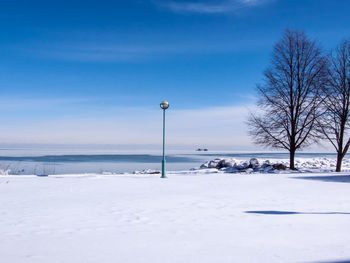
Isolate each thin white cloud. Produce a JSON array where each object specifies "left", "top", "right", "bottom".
[
  {"left": 0, "top": 97, "right": 94, "bottom": 111},
  {"left": 0, "top": 103, "right": 256, "bottom": 148},
  {"left": 31, "top": 44, "right": 174, "bottom": 62},
  {"left": 157, "top": 0, "right": 273, "bottom": 14},
  {"left": 14, "top": 35, "right": 273, "bottom": 62},
  {"left": 0, "top": 100, "right": 333, "bottom": 152}
]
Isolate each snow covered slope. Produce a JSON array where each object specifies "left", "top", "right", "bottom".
[{"left": 1, "top": 172, "right": 350, "bottom": 263}]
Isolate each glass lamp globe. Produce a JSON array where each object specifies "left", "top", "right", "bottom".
[{"left": 160, "top": 100, "right": 169, "bottom": 110}]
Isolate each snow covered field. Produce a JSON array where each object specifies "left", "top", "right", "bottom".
[{"left": 1, "top": 172, "right": 350, "bottom": 263}]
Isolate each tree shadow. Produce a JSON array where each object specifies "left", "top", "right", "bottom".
[
  {"left": 245, "top": 210, "right": 350, "bottom": 215},
  {"left": 292, "top": 175, "right": 350, "bottom": 183},
  {"left": 312, "top": 260, "right": 350, "bottom": 263}
]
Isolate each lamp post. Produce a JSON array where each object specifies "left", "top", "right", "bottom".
[{"left": 160, "top": 100, "right": 169, "bottom": 178}]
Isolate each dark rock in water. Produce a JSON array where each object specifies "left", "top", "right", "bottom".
[{"left": 272, "top": 163, "right": 287, "bottom": 170}]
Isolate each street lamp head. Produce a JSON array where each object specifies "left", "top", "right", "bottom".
[{"left": 160, "top": 100, "right": 169, "bottom": 110}]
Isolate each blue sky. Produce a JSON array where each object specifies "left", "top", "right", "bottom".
[{"left": 0, "top": 0, "right": 350, "bottom": 148}]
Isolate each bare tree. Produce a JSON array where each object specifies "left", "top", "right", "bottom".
[
  {"left": 248, "top": 30, "right": 328, "bottom": 170},
  {"left": 317, "top": 40, "right": 350, "bottom": 172}
]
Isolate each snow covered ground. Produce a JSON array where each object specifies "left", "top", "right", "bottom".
[{"left": 1, "top": 171, "right": 350, "bottom": 263}]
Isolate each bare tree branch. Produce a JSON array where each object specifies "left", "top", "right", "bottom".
[
  {"left": 248, "top": 30, "right": 327, "bottom": 169},
  {"left": 318, "top": 40, "right": 350, "bottom": 172}
]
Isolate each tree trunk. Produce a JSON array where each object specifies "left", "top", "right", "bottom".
[
  {"left": 336, "top": 152, "right": 343, "bottom": 172},
  {"left": 289, "top": 148, "right": 296, "bottom": 170}
]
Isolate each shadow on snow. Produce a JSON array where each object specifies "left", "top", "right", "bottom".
[
  {"left": 292, "top": 175, "right": 350, "bottom": 183},
  {"left": 245, "top": 211, "right": 350, "bottom": 215},
  {"left": 311, "top": 260, "right": 350, "bottom": 263}
]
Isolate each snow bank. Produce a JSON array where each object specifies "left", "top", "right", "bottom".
[{"left": 199, "top": 157, "right": 350, "bottom": 173}]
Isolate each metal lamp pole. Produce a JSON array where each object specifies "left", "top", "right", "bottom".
[{"left": 160, "top": 100, "right": 169, "bottom": 178}]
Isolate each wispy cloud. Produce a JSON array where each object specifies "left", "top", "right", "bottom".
[
  {"left": 13, "top": 42, "right": 197, "bottom": 62},
  {"left": 0, "top": 101, "right": 256, "bottom": 148},
  {"left": 0, "top": 97, "right": 94, "bottom": 111},
  {"left": 156, "top": 0, "right": 273, "bottom": 14},
  {"left": 28, "top": 44, "right": 177, "bottom": 62},
  {"left": 8, "top": 39, "right": 271, "bottom": 63},
  {"left": 13, "top": 36, "right": 272, "bottom": 63}
]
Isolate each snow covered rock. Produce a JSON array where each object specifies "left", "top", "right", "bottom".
[
  {"left": 199, "top": 157, "right": 288, "bottom": 173},
  {"left": 133, "top": 169, "right": 161, "bottom": 175},
  {"left": 219, "top": 159, "right": 237, "bottom": 168},
  {"left": 200, "top": 158, "right": 238, "bottom": 169},
  {"left": 0, "top": 169, "right": 10, "bottom": 175},
  {"left": 244, "top": 168, "right": 254, "bottom": 173},
  {"left": 208, "top": 158, "right": 222, "bottom": 168},
  {"left": 249, "top": 158, "right": 259, "bottom": 169},
  {"left": 198, "top": 157, "right": 350, "bottom": 174},
  {"left": 235, "top": 161, "right": 250, "bottom": 170},
  {"left": 261, "top": 160, "right": 271, "bottom": 168}
]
